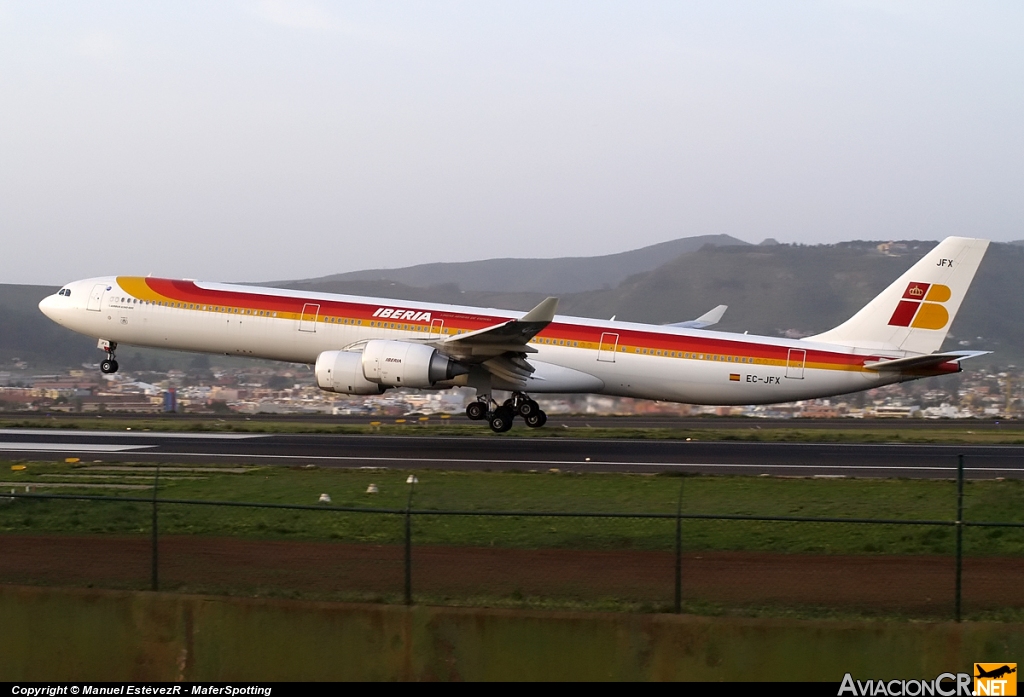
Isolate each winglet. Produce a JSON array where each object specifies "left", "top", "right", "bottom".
[
  {"left": 667, "top": 304, "right": 728, "bottom": 329},
  {"left": 521, "top": 297, "right": 559, "bottom": 323}
]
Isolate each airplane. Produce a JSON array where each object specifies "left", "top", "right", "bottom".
[
  {"left": 975, "top": 665, "right": 1016, "bottom": 680},
  {"left": 38, "top": 236, "right": 990, "bottom": 432}
]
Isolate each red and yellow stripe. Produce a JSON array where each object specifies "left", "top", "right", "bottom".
[{"left": 115, "top": 277, "right": 960, "bottom": 376}]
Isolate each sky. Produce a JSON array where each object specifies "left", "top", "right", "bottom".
[{"left": 1, "top": 1, "right": 1022, "bottom": 285}]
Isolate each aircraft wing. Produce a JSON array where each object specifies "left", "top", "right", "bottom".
[
  {"left": 432, "top": 297, "right": 559, "bottom": 387},
  {"left": 863, "top": 350, "right": 989, "bottom": 372},
  {"left": 436, "top": 297, "right": 558, "bottom": 360},
  {"left": 666, "top": 305, "right": 727, "bottom": 329}
]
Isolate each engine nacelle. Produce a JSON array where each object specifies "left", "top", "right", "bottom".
[
  {"left": 315, "top": 350, "right": 387, "bottom": 395},
  {"left": 361, "top": 340, "right": 467, "bottom": 387}
]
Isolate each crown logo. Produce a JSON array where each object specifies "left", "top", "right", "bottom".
[{"left": 908, "top": 286, "right": 925, "bottom": 297}]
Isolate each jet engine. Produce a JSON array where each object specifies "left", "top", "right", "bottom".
[
  {"left": 361, "top": 340, "right": 468, "bottom": 387},
  {"left": 315, "top": 350, "right": 387, "bottom": 395}
]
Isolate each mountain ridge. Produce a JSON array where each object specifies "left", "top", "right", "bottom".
[
  {"left": 269, "top": 233, "right": 749, "bottom": 294},
  {"left": 5, "top": 236, "right": 1020, "bottom": 370}
]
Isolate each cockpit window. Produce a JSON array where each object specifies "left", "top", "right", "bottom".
[{"left": 58, "top": 289, "right": 70, "bottom": 297}]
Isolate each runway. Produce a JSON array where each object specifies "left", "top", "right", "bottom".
[{"left": 1, "top": 428, "right": 1022, "bottom": 478}]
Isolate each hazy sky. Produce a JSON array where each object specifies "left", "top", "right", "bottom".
[{"left": 1, "top": 1, "right": 1022, "bottom": 285}]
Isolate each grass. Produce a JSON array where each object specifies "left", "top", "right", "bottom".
[
  {"left": 3, "top": 459, "right": 1023, "bottom": 621},
  {"left": 2, "top": 460, "right": 1023, "bottom": 555}
]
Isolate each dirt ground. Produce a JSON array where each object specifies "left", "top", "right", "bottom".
[{"left": 1, "top": 534, "right": 1020, "bottom": 616}]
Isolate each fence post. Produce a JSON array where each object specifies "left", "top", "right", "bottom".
[
  {"left": 151, "top": 463, "right": 160, "bottom": 592},
  {"left": 674, "top": 477, "right": 683, "bottom": 614},
  {"left": 404, "top": 477, "right": 415, "bottom": 606},
  {"left": 955, "top": 454, "right": 964, "bottom": 622}
]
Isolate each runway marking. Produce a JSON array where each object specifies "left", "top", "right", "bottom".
[
  {"left": 136, "top": 451, "right": 1024, "bottom": 473},
  {"left": 5, "top": 430, "right": 1024, "bottom": 451},
  {"left": 0, "top": 429, "right": 267, "bottom": 440},
  {"left": 283, "top": 434, "right": 1024, "bottom": 450},
  {"left": 0, "top": 443, "right": 154, "bottom": 453},
  {"left": 0, "top": 481, "right": 152, "bottom": 490}
]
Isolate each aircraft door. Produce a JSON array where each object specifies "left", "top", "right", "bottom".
[
  {"left": 87, "top": 284, "right": 107, "bottom": 312},
  {"left": 785, "top": 348, "right": 806, "bottom": 379},
  {"left": 597, "top": 332, "right": 619, "bottom": 363},
  {"left": 429, "top": 318, "right": 444, "bottom": 339},
  {"left": 299, "top": 303, "right": 320, "bottom": 332}
]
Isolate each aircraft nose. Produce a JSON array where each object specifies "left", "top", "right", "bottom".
[{"left": 38, "top": 294, "right": 62, "bottom": 322}]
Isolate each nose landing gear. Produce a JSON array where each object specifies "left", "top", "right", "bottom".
[{"left": 98, "top": 340, "right": 119, "bottom": 374}]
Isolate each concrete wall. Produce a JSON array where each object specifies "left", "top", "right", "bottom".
[{"left": 0, "top": 585, "right": 1021, "bottom": 681}]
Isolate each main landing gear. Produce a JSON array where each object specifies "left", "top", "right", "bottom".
[
  {"left": 465, "top": 391, "right": 547, "bottom": 433},
  {"left": 98, "top": 340, "right": 119, "bottom": 374}
]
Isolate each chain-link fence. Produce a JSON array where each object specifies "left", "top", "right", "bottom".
[{"left": 0, "top": 459, "right": 1021, "bottom": 620}]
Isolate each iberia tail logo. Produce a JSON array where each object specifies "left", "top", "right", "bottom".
[{"left": 888, "top": 282, "right": 952, "bottom": 330}]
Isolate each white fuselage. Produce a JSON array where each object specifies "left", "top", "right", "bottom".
[{"left": 39, "top": 275, "right": 937, "bottom": 405}]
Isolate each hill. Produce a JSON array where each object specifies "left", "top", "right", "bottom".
[
  {"left": 274, "top": 234, "right": 749, "bottom": 294},
  {"left": 282, "top": 240, "right": 1024, "bottom": 364},
  {"left": 4, "top": 237, "right": 1022, "bottom": 371},
  {"left": 557, "top": 241, "right": 1023, "bottom": 362},
  {"left": 0, "top": 284, "right": 97, "bottom": 369}
]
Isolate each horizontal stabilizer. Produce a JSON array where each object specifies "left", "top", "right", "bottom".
[
  {"left": 863, "top": 351, "right": 989, "bottom": 372},
  {"left": 667, "top": 304, "right": 728, "bottom": 329}
]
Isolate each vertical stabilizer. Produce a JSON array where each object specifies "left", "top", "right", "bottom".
[{"left": 807, "top": 237, "right": 989, "bottom": 354}]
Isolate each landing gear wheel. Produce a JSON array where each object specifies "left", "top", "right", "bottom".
[
  {"left": 517, "top": 399, "right": 540, "bottom": 418},
  {"left": 100, "top": 359, "right": 119, "bottom": 374},
  {"left": 524, "top": 410, "right": 547, "bottom": 428},
  {"left": 466, "top": 401, "right": 488, "bottom": 421},
  {"left": 488, "top": 406, "right": 515, "bottom": 433}
]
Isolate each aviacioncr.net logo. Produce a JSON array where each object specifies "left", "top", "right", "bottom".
[
  {"left": 839, "top": 672, "right": 973, "bottom": 696},
  {"left": 975, "top": 664, "right": 1017, "bottom": 696}
]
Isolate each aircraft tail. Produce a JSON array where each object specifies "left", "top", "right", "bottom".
[{"left": 807, "top": 237, "right": 990, "bottom": 354}]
